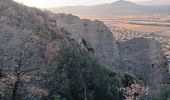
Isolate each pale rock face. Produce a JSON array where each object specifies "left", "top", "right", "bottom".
[
  {"left": 119, "top": 38, "right": 169, "bottom": 94},
  {"left": 54, "top": 13, "right": 121, "bottom": 69}
]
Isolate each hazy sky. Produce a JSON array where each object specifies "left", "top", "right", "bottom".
[{"left": 14, "top": 0, "right": 150, "bottom": 8}]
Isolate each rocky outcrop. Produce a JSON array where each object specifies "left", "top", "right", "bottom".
[
  {"left": 119, "top": 38, "right": 169, "bottom": 94},
  {"left": 51, "top": 13, "right": 169, "bottom": 95},
  {"left": 53, "top": 13, "right": 121, "bottom": 69}
]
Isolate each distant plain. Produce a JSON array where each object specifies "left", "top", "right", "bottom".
[{"left": 81, "top": 15, "right": 170, "bottom": 37}]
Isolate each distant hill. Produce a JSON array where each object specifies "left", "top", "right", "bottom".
[
  {"left": 139, "top": 0, "right": 170, "bottom": 6},
  {"left": 47, "top": 0, "right": 170, "bottom": 16}
]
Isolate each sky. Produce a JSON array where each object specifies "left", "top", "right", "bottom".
[{"left": 14, "top": 0, "right": 151, "bottom": 8}]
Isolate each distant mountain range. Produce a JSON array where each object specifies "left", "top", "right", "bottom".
[
  {"left": 139, "top": 0, "right": 170, "bottom": 6},
  {"left": 47, "top": 0, "right": 170, "bottom": 16}
]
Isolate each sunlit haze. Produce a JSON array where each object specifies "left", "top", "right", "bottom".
[{"left": 13, "top": 0, "right": 150, "bottom": 8}]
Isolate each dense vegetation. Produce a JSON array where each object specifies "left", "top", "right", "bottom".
[
  {"left": 42, "top": 41, "right": 141, "bottom": 100},
  {"left": 154, "top": 85, "right": 170, "bottom": 100},
  {"left": 1, "top": 39, "right": 169, "bottom": 100}
]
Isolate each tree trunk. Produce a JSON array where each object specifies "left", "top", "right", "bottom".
[
  {"left": 83, "top": 81, "right": 87, "bottom": 100},
  {"left": 12, "top": 52, "right": 22, "bottom": 100},
  {"left": 12, "top": 79, "right": 20, "bottom": 100}
]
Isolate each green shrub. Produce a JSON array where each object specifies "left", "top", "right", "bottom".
[
  {"left": 52, "top": 95, "right": 67, "bottom": 100},
  {"left": 43, "top": 41, "right": 139, "bottom": 100},
  {"left": 154, "top": 85, "right": 170, "bottom": 100},
  {"left": 37, "top": 32, "right": 53, "bottom": 40}
]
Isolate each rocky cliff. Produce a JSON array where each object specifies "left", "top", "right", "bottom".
[
  {"left": 53, "top": 13, "right": 121, "bottom": 69},
  {"left": 119, "top": 38, "right": 169, "bottom": 94},
  {"left": 46, "top": 13, "right": 169, "bottom": 94}
]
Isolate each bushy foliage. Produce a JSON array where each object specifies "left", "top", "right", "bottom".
[
  {"left": 43, "top": 41, "right": 139, "bottom": 100},
  {"left": 37, "top": 32, "right": 53, "bottom": 40},
  {"left": 154, "top": 85, "right": 170, "bottom": 100}
]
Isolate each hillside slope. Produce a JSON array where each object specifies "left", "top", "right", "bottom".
[
  {"left": 0, "top": 0, "right": 120, "bottom": 71},
  {"left": 0, "top": 0, "right": 169, "bottom": 98}
]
